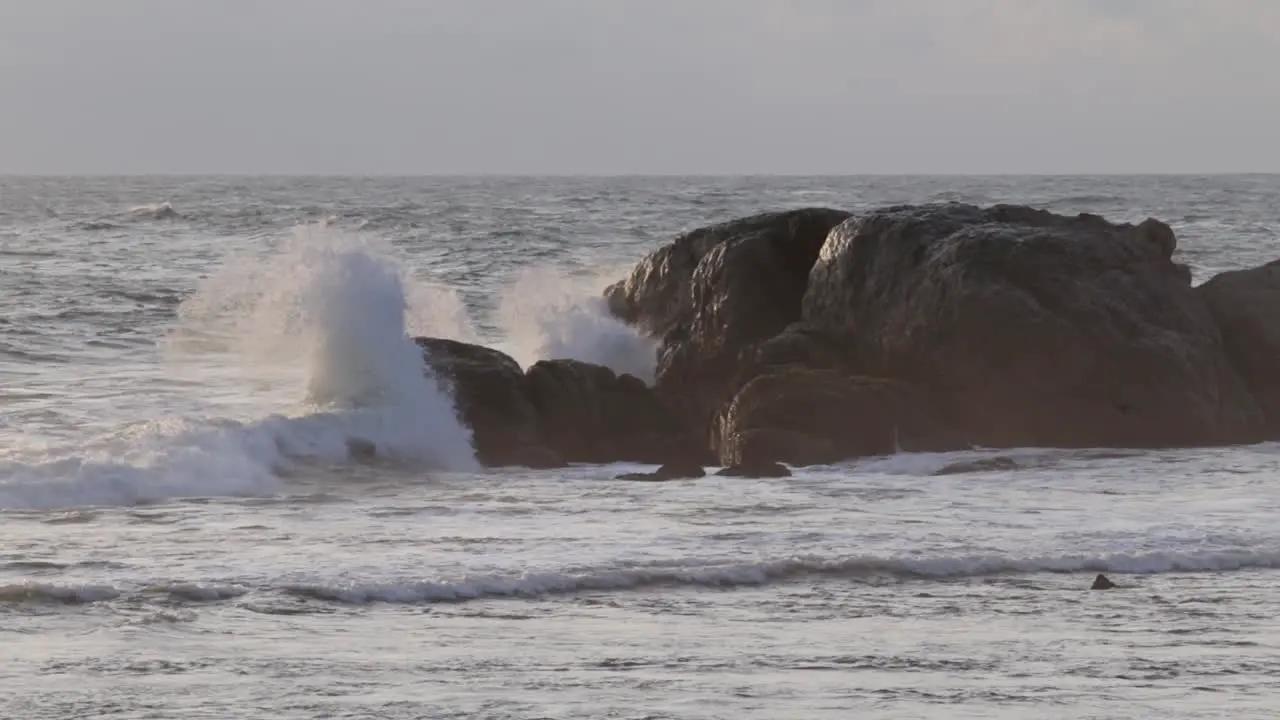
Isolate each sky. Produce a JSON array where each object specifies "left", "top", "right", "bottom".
[{"left": 0, "top": 0, "right": 1277, "bottom": 175}]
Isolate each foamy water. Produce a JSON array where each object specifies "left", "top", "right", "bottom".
[{"left": 3, "top": 175, "right": 1280, "bottom": 719}]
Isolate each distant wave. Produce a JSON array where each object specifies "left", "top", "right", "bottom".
[
  {"left": 128, "top": 201, "right": 181, "bottom": 220},
  {"left": 276, "top": 548, "right": 1280, "bottom": 604},
  {"left": 74, "top": 221, "right": 120, "bottom": 231},
  {"left": 6, "top": 546, "right": 1277, "bottom": 606},
  {"left": 0, "top": 581, "right": 247, "bottom": 604},
  {"left": 70, "top": 201, "right": 184, "bottom": 232}
]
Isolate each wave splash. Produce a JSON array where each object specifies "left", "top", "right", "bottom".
[
  {"left": 0, "top": 225, "right": 479, "bottom": 510},
  {"left": 498, "top": 266, "right": 657, "bottom": 383}
]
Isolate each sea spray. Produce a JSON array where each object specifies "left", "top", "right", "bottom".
[
  {"left": 498, "top": 266, "right": 657, "bottom": 382},
  {"left": 170, "top": 223, "right": 480, "bottom": 469},
  {"left": 0, "top": 225, "right": 482, "bottom": 510}
]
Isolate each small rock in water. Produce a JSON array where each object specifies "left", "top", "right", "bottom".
[
  {"left": 655, "top": 460, "right": 706, "bottom": 479},
  {"left": 503, "top": 445, "right": 566, "bottom": 470},
  {"left": 1091, "top": 573, "right": 1116, "bottom": 590},
  {"left": 717, "top": 461, "right": 792, "bottom": 478},
  {"left": 613, "top": 461, "right": 707, "bottom": 482},
  {"left": 613, "top": 472, "right": 670, "bottom": 482},
  {"left": 345, "top": 437, "right": 377, "bottom": 460},
  {"left": 933, "top": 456, "right": 1019, "bottom": 475}
]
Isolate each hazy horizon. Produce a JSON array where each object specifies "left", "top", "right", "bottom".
[
  {"left": 3, "top": 0, "right": 1278, "bottom": 175},
  {"left": 6, "top": 171, "right": 1280, "bottom": 179}
]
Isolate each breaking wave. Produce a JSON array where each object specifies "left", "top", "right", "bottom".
[
  {"left": 6, "top": 546, "right": 1277, "bottom": 605},
  {"left": 0, "top": 225, "right": 480, "bottom": 510}
]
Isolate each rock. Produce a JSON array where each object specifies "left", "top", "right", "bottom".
[
  {"left": 717, "top": 461, "right": 792, "bottom": 478},
  {"left": 932, "top": 456, "right": 1019, "bottom": 476},
  {"left": 737, "top": 322, "right": 856, "bottom": 376},
  {"left": 606, "top": 208, "right": 851, "bottom": 334},
  {"left": 802, "top": 203, "right": 1265, "bottom": 449},
  {"left": 613, "top": 461, "right": 706, "bottom": 482},
  {"left": 654, "top": 459, "right": 707, "bottom": 479},
  {"left": 418, "top": 337, "right": 701, "bottom": 468},
  {"left": 1197, "top": 260, "right": 1280, "bottom": 435},
  {"left": 498, "top": 444, "right": 566, "bottom": 470},
  {"left": 606, "top": 208, "right": 852, "bottom": 437},
  {"left": 719, "top": 427, "right": 840, "bottom": 468},
  {"left": 613, "top": 472, "right": 672, "bottom": 482},
  {"left": 416, "top": 337, "right": 547, "bottom": 467},
  {"left": 524, "top": 359, "right": 703, "bottom": 465},
  {"left": 714, "top": 368, "right": 951, "bottom": 467},
  {"left": 345, "top": 437, "right": 377, "bottom": 460},
  {"left": 1091, "top": 573, "right": 1116, "bottom": 590}
]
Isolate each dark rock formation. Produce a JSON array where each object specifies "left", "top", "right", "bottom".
[
  {"left": 418, "top": 338, "right": 702, "bottom": 469},
  {"left": 736, "top": 322, "right": 856, "bottom": 377},
  {"left": 801, "top": 203, "right": 1265, "bottom": 449},
  {"left": 714, "top": 368, "right": 950, "bottom": 467},
  {"left": 418, "top": 201, "right": 1280, "bottom": 473},
  {"left": 605, "top": 208, "right": 852, "bottom": 437},
  {"left": 417, "top": 337, "right": 551, "bottom": 467},
  {"left": 525, "top": 359, "right": 702, "bottom": 465},
  {"left": 1091, "top": 573, "right": 1116, "bottom": 590},
  {"left": 1197, "top": 260, "right": 1280, "bottom": 434},
  {"left": 718, "top": 427, "right": 838, "bottom": 469}
]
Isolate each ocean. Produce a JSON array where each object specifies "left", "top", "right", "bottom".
[{"left": 2, "top": 175, "right": 1279, "bottom": 719}]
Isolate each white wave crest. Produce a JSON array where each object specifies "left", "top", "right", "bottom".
[
  {"left": 169, "top": 224, "right": 479, "bottom": 470},
  {"left": 0, "top": 225, "right": 480, "bottom": 510}
]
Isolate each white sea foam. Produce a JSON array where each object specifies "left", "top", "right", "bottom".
[
  {"left": 498, "top": 266, "right": 656, "bottom": 382},
  {"left": 0, "top": 225, "right": 481, "bottom": 510}
]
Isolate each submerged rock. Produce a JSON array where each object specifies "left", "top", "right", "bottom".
[
  {"left": 614, "top": 460, "right": 707, "bottom": 482},
  {"left": 654, "top": 459, "right": 707, "bottom": 479},
  {"left": 932, "top": 456, "right": 1020, "bottom": 476},
  {"left": 345, "top": 437, "right": 378, "bottom": 460},
  {"left": 802, "top": 203, "right": 1264, "bottom": 449},
  {"left": 605, "top": 208, "right": 852, "bottom": 437},
  {"left": 717, "top": 461, "right": 792, "bottom": 478}
]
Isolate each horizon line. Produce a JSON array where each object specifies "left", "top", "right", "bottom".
[{"left": 3, "top": 171, "right": 1279, "bottom": 179}]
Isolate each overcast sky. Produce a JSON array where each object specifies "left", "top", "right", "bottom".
[{"left": 1, "top": 0, "right": 1277, "bottom": 174}]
